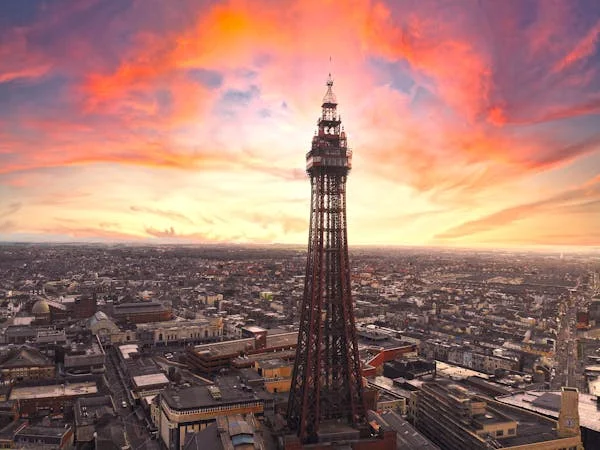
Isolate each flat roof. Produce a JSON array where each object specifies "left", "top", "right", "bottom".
[
  {"left": 496, "top": 390, "right": 600, "bottom": 433},
  {"left": 232, "top": 349, "right": 296, "bottom": 365},
  {"left": 162, "top": 376, "right": 261, "bottom": 410},
  {"left": 133, "top": 373, "right": 169, "bottom": 388},
  {"left": 137, "top": 319, "right": 210, "bottom": 330},
  {"left": 368, "top": 376, "right": 416, "bottom": 399},
  {"left": 266, "top": 332, "right": 297, "bottom": 348},
  {"left": 118, "top": 344, "right": 139, "bottom": 360},
  {"left": 10, "top": 382, "right": 97, "bottom": 400},
  {"left": 243, "top": 326, "right": 266, "bottom": 333},
  {"left": 257, "top": 358, "right": 289, "bottom": 370},
  {"left": 436, "top": 361, "right": 490, "bottom": 380},
  {"left": 17, "top": 425, "right": 69, "bottom": 438},
  {"left": 193, "top": 332, "right": 298, "bottom": 357},
  {"left": 115, "top": 301, "right": 165, "bottom": 310},
  {"left": 374, "top": 410, "right": 439, "bottom": 450}
]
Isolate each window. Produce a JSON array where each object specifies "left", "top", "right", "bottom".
[
  {"left": 496, "top": 430, "right": 503, "bottom": 437},
  {"left": 508, "top": 428, "right": 515, "bottom": 435}
]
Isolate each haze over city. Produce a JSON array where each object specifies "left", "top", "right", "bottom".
[{"left": 1, "top": 0, "right": 599, "bottom": 249}]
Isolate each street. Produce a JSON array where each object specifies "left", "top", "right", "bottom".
[
  {"left": 551, "top": 281, "right": 586, "bottom": 392},
  {"left": 104, "top": 347, "right": 161, "bottom": 449}
]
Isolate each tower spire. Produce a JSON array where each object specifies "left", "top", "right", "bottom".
[{"left": 322, "top": 73, "right": 337, "bottom": 105}]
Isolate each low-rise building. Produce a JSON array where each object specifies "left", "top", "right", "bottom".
[
  {"left": 153, "top": 379, "right": 265, "bottom": 450},
  {"left": 113, "top": 301, "right": 172, "bottom": 324},
  {"left": 15, "top": 424, "right": 74, "bottom": 450},
  {"left": 0, "top": 346, "right": 55, "bottom": 382},
  {"left": 117, "top": 343, "right": 169, "bottom": 400},
  {"left": 412, "top": 380, "right": 583, "bottom": 449},
  {"left": 74, "top": 395, "right": 119, "bottom": 444},
  {"left": 183, "top": 413, "right": 265, "bottom": 450},
  {"left": 186, "top": 330, "right": 297, "bottom": 374},
  {"left": 9, "top": 381, "right": 98, "bottom": 417},
  {"left": 136, "top": 317, "right": 223, "bottom": 347},
  {"left": 64, "top": 338, "right": 105, "bottom": 375}
]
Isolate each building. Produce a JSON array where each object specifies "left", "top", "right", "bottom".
[
  {"left": 112, "top": 301, "right": 173, "bottom": 324},
  {"left": 0, "top": 420, "right": 28, "bottom": 448},
  {"left": 183, "top": 413, "right": 266, "bottom": 450},
  {"left": 136, "top": 317, "right": 224, "bottom": 347},
  {"left": 153, "top": 379, "right": 265, "bottom": 450},
  {"left": 40, "top": 295, "right": 97, "bottom": 322},
  {"left": 9, "top": 381, "right": 98, "bottom": 416},
  {"left": 74, "top": 395, "right": 126, "bottom": 447},
  {"left": 63, "top": 338, "right": 105, "bottom": 375},
  {"left": 588, "top": 299, "right": 600, "bottom": 325},
  {"left": 383, "top": 358, "right": 435, "bottom": 380},
  {"left": 412, "top": 380, "right": 583, "bottom": 449},
  {"left": 31, "top": 299, "right": 51, "bottom": 324},
  {"left": 15, "top": 424, "right": 74, "bottom": 449},
  {"left": 186, "top": 330, "right": 297, "bottom": 375},
  {"left": 254, "top": 358, "right": 292, "bottom": 394},
  {"left": 0, "top": 345, "right": 55, "bottom": 382},
  {"left": 497, "top": 389, "right": 597, "bottom": 448},
  {"left": 116, "top": 343, "right": 169, "bottom": 400},
  {"left": 86, "top": 310, "right": 120, "bottom": 338},
  {"left": 368, "top": 410, "right": 439, "bottom": 450}
]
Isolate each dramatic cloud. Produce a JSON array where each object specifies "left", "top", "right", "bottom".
[{"left": 0, "top": 0, "right": 598, "bottom": 247}]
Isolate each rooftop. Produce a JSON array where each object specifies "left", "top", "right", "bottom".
[
  {"left": 75, "top": 395, "right": 114, "bottom": 425},
  {"left": 118, "top": 343, "right": 140, "bottom": 360},
  {"left": 0, "top": 345, "right": 53, "bottom": 369},
  {"left": 132, "top": 373, "right": 169, "bottom": 388},
  {"left": 496, "top": 390, "right": 600, "bottom": 433},
  {"left": 162, "top": 376, "right": 261, "bottom": 410},
  {"left": 137, "top": 318, "right": 210, "bottom": 330},
  {"left": 114, "top": 301, "right": 169, "bottom": 313},
  {"left": 422, "top": 380, "right": 566, "bottom": 447},
  {"left": 10, "top": 381, "right": 97, "bottom": 400},
  {"left": 16, "top": 425, "right": 70, "bottom": 439},
  {"left": 369, "top": 410, "right": 439, "bottom": 450},
  {"left": 193, "top": 332, "right": 297, "bottom": 357}
]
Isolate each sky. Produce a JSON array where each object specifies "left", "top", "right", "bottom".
[{"left": 0, "top": 0, "right": 599, "bottom": 249}]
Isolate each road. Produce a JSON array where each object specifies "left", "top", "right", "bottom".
[
  {"left": 551, "top": 282, "right": 586, "bottom": 392},
  {"left": 104, "top": 347, "right": 161, "bottom": 449}
]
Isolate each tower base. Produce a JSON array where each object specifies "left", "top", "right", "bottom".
[{"left": 281, "top": 427, "right": 396, "bottom": 450}]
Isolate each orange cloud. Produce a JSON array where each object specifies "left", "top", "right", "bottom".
[
  {"left": 553, "top": 19, "right": 600, "bottom": 73},
  {"left": 436, "top": 174, "right": 600, "bottom": 240},
  {"left": 130, "top": 206, "right": 194, "bottom": 225}
]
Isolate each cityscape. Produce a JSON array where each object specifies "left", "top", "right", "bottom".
[{"left": 1, "top": 1, "right": 600, "bottom": 450}]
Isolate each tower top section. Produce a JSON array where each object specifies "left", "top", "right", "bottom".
[
  {"left": 322, "top": 73, "right": 337, "bottom": 105},
  {"left": 306, "top": 74, "right": 351, "bottom": 174}
]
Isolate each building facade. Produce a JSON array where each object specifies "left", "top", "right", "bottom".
[
  {"left": 0, "top": 346, "right": 55, "bottom": 382},
  {"left": 136, "top": 318, "right": 223, "bottom": 347}
]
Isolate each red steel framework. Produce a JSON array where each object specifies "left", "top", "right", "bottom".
[{"left": 287, "top": 75, "right": 366, "bottom": 443}]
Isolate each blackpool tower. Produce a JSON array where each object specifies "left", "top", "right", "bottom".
[{"left": 287, "top": 75, "right": 366, "bottom": 444}]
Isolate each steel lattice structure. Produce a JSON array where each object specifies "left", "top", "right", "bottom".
[{"left": 287, "top": 75, "right": 366, "bottom": 443}]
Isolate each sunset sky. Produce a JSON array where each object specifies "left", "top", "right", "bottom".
[{"left": 1, "top": 0, "right": 599, "bottom": 248}]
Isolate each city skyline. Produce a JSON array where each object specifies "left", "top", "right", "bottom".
[{"left": 1, "top": 0, "right": 599, "bottom": 248}]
